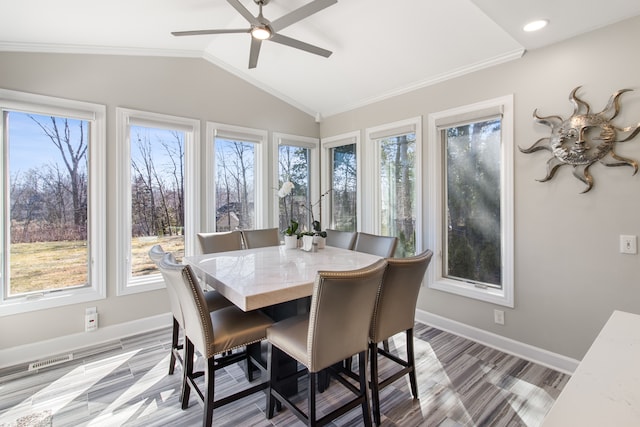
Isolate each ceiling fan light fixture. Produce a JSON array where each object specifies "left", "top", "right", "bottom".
[{"left": 251, "top": 25, "right": 271, "bottom": 40}]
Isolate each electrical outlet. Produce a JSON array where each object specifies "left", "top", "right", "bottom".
[
  {"left": 620, "top": 235, "right": 637, "bottom": 254},
  {"left": 494, "top": 309, "right": 505, "bottom": 325},
  {"left": 85, "top": 307, "right": 98, "bottom": 332}
]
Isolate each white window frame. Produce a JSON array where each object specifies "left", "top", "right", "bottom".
[
  {"left": 321, "top": 131, "right": 361, "bottom": 230},
  {"left": 115, "top": 108, "right": 200, "bottom": 296},
  {"left": 364, "top": 117, "right": 423, "bottom": 252},
  {"left": 205, "top": 122, "right": 268, "bottom": 231},
  {"left": 428, "top": 95, "right": 514, "bottom": 307},
  {"left": 273, "top": 132, "right": 320, "bottom": 230},
  {"left": 0, "top": 89, "right": 106, "bottom": 316}
]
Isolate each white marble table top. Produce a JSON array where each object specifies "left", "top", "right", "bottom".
[
  {"left": 183, "top": 245, "right": 382, "bottom": 311},
  {"left": 541, "top": 310, "right": 640, "bottom": 426}
]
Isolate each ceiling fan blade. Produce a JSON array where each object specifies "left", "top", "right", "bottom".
[
  {"left": 270, "top": 0, "right": 337, "bottom": 32},
  {"left": 171, "top": 28, "right": 250, "bottom": 36},
  {"left": 270, "top": 33, "right": 332, "bottom": 58},
  {"left": 227, "top": 0, "right": 260, "bottom": 26},
  {"left": 248, "top": 37, "right": 263, "bottom": 69}
]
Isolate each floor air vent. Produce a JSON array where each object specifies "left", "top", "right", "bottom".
[{"left": 28, "top": 353, "right": 73, "bottom": 371}]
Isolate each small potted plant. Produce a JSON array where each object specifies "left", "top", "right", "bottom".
[
  {"left": 278, "top": 181, "right": 299, "bottom": 249},
  {"left": 283, "top": 219, "right": 299, "bottom": 249},
  {"left": 311, "top": 220, "right": 326, "bottom": 248},
  {"left": 301, "top": 189, "right": 332, "bottom": 249}
]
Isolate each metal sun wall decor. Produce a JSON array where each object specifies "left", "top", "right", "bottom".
[{"left": 520, "top": 86, "right": 640, "bottom": 193}]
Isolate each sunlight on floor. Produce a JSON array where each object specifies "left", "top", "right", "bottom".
[
  {"left": 87, "top": 353, "right": 171, "bottom": 425},
  {"left": 0, "top": 350, "right": 140, "bottom": 425}
]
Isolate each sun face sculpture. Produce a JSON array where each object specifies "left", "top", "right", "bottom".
[{"left": 520, "top": 86, "right": 640, "bottom": 193}]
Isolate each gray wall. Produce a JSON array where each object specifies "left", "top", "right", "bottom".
[
  {"left": 320, "top": 16, "right": 640, "bottom": 360},
  {"left": 0, "top": 52, "right": 318, "bottom": 349}
]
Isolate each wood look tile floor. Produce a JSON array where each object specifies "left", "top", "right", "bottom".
[{"left": 0, "top": 323, "right": 569, "bottom": 426}]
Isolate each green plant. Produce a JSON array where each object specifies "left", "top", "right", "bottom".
[
  {"left": 312, "top": 220, "right": 326, "bottom": 238},
  {"left": 284, "top": 219, "right": 299, "bottom": 237}
]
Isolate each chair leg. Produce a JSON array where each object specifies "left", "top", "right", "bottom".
[
  {"left": 181, "top": 339, "right": 194, "bottom": 409},
  {"left": 359, "top": 351, "right": 373, "bottom": 427},
  {"left": 308, "top": 372, "right": 317, "bottom": 427},
  {"left": 382, "top": 339, "right": 390, "bottom": 352},
  {"left": 246, "top": 344, "right": 255, "bottom": 382},
  {"left": 266, "top": 343, "right": 278, "bottom": 419},
  {"left": 169, "top": 317, "right": 180, "bottom": 375},
  {"left": 203, "top": 356, "right": 215, "bottom": 427},
  {"left": 406, "top": 328, "right": 418, "bottom": 398},
  {"left": 369, "top": 342, "right": 381, "bottom": 426}
]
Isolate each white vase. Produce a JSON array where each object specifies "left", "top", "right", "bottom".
[
  {"left": 284, "top": 234, "right": 298, "bottom": 249},
  {"left": 301, "top": 235, "right": 314, "bottom": 251},
  {"left": 314, "top": 235, "right": 326, "bottom": 249}
]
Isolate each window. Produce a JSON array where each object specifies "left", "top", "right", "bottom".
[
  {"left": 428, "top": 95, "right": 514, "bottom": 307},
  {"left": 116, "top": 108, "right": 199, "bottom": 295},
  {"left": 321, "top": 131, "right": 360, "bottom": 231},
  {"left": 0, "top": 89, "right": 106, "bottom": 315},
  {"left": 366, "top": 118, "right": 422, "bottom": 257},
  {"left": 206, "top": 123, "right": 268, "bottom": 232},
  {"left": 274, "top": 133, "right": 319, "bottom": 232}
]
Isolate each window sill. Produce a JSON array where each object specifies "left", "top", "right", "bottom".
[
  {"left": 0, "top": 287, "right": 106, "bottom": 317},
  {"left": 429, "top": 277, "right": 514, "bottom": 308}
]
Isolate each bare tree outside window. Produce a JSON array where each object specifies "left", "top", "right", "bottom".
[
  {"left": 130, "top": 126, "right": 185, "bottom": 278},
  {"left": 378, "top": 134, "right": 416, "bottom": 257},
  {"left": 330, "top": 144, "right": 357, "bottom": 231},
  {"left": 7, "top": 112, "right": 89, "bottom": 295},
  {"left": 445, "top": 119, "right": 502, "bottom": 287},
  {"left": 278, "top": 145, "right": 311, "bottom": 231},
  {"left": 215, "top": 139, "right": 255, "bottom": 231}
]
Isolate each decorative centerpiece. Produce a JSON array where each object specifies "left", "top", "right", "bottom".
[{"left": 300, "top": 189, "right": 332, "bottom": 250}]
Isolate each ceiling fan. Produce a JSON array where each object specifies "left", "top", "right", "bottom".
[{"left": 172, "top": 0, "right": 337, "bottom": 69}]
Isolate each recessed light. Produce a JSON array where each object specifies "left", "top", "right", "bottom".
[{"left": 523, "top": 19, "right": 548, "bottom": 32}]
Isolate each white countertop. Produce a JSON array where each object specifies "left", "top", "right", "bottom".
[
  {"left": 183, "top": 245, "right": 382, "bottom": 311},
  {"left": 541, "top": 310, "right": 640, "bottom": 426}
]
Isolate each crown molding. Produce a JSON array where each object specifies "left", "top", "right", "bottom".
[
  {"left": 0, "top": 41, "right": 201, "bottom": 58},
  {"left": 322, "top": 48, "right": 525, "bottom": 118}
]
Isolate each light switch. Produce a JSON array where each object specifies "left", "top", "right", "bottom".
[{"left": 620, "top": 235, "right": 637, "bottom": 254}]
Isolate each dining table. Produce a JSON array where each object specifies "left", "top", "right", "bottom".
[
  {"left": 183, "top": 244, "right": 383, "bottom": 312},
  {"left": 183, "top": 244, "right": 384, "bottom": 395}
]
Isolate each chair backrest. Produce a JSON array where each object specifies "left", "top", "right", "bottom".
[
  {"left": 242, "top": 228, "right": 280, "bottom": 249},
  {"left": 370, "top": 250, "right": 433, "bottom": 343},
  {"left": 325, "top": 229, "right": 357, "bottom": 250},
  {"left": 157, "top": 252, "right": 215, "bottom": 358},
  {"left": 353, "top": 232, "right": 398, "bottom": 258},
  {"left": 306, "top": 259, "right": 388, "bottom": 372},
  {"left": 148, "top": 244, "right": 166, "bottom": 265},
  {"left": 149, "top": 245, "right": 184, "bottom": 328},
  {"left": 197, "top": 230, "right": 243, "bottom": 254}
]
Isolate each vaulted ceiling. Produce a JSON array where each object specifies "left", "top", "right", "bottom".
[{"left": 2, "top": 0, "right": 639, "bottom": 118}]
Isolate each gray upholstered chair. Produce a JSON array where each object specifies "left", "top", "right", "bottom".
[
  {"left": 353, "top": 232, "right": 398, "bottom": 258},
  {"left": 368, "top": 250, "right": 433, "bottom": 425},
  {"left": 156, "top": 252, "right": 273, "bottom": 427},
  {"left": 148, "top": 245, "right": 232, "bottom": 376},
  {"left": 351, "top": 232, "right": 399, "bottom": 354},
  {"left": 325, "top": 228, "right": 357, "bottom": 250},
  {"left": 197, "top": 230, "right": 243, "bottom": 254},
  {"left": 241, "top": 228, "right": 280, "bottom": 249},
  {"left": 266, "top": 259, "right": 388, "bottom": 427}
]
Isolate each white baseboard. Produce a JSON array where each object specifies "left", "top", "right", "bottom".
[
  {"left": 1, "top": 310, "right": 579, "bottom": 375},
  {"left": 415, "top": 309, "right": 579, "bottom": 375},
  {"left": 0, "top": 312, "right": 172, "bottom": 369}
]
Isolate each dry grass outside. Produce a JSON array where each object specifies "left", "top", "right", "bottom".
[{"left": 9, "top": 235, "right": 184, "bottom": 295}]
